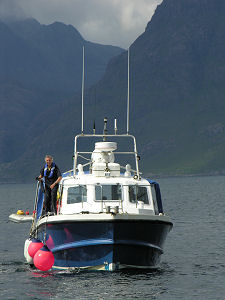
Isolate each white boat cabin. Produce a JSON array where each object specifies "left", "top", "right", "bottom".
[
  {"left": 57, "top": 138, "right": 162, "bottom": 216},
  {"left": 59, "top": 176, "right": 157, "bottom": 215}
]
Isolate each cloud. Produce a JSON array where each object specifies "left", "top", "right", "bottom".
[
  {"left": 0, "top": 0, "right": 27, "bottom": 20},
  {"left": 5, "top": 0, "right": 162, "bottom": 48}
]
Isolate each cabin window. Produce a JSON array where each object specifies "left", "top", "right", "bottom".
[
  {"left": 67, "top": 185, "right": 87, "bottom": 204},
  {"left": 95, "top": 184, "right": 122, "bottom": 201},
  {"left": 150, "top": 183, "right": 163, "bottom": 214},
  {"left": 129, "top": 186, "right": 149, "bottom": 204},
  {"left": 151, "top": 185, "right": 158, "bottom": 214}
]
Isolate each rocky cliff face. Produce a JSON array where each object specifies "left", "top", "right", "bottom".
[
  {"left": 0, "top": 18, "right": 124, "bottom": 92},
  {"left": 86, "top": 0, "right": 225, "bottom": 175}
]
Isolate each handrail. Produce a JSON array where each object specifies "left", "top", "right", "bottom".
[{"left": 73, "top": 134, "right": 140, "bottom": 180}]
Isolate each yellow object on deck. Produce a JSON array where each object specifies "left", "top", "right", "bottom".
[{"left": 17, "top": 210, "right": 25, "bottom": 215}]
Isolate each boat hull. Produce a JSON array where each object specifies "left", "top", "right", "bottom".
[{"left": 36, "top": 215, "right": 172, "bottom": 271}]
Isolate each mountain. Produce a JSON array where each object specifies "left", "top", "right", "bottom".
[
  {"left": 89, "top": 0, "right": 225, "bottom": 175},
  {"left": 1, "top": 18, "right": 124, "bottom": 92},
  {"left": 0, "top": 0, "right": 225, "bottom": 181},
  {"left": 0, "top": 18, "right": 124, "bottom": 181}
]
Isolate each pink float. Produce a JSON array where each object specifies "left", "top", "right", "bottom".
[
  {"left": 33, "top": 245, "right": 54, "bottom": 271},
  {"left": 28, "top": 238, "right": 44, "bottom": 258}
]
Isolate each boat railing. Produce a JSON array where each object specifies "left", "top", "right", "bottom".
[
  {"left": 73, "top": 134, "right": 140, "bottom": 179},
  {"left": 34, "top": 181, "right": 40, "bottom": 214}
]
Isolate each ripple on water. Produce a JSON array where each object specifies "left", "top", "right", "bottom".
[{"left": 1, "top": 178, "right": 225, "bottom": 299}]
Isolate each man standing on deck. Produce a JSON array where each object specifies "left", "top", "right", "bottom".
[{"left": 38, "top": 155, "right": 62, "bottom": 214}]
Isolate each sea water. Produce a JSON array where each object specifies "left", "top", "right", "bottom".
[{"left": 0, "top": 176, "right": 224, "bottom": 300}]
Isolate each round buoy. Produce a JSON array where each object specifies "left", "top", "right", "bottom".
[
  {"left": 33, "top": 245, "right": 54, "bottom": 271},
  {"left": 17, "top": 210, "right": 25, "bottom": 215},
  {"left": 25, "top": 211, "right": 29, "bottom": 215},
  {"left": 28, "top": 238, "right": 44, "bottom": 258}
]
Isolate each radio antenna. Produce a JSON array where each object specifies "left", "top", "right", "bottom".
[
  {"left": 81, "top": 45, "right": 85, "bottom": 134},
  {"left": 126, "top": 47, "right": 130, "bottom": 134}
]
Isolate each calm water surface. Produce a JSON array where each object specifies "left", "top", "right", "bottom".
[{"left": 0, "top": 176, "right": 224, "bottom": 299}]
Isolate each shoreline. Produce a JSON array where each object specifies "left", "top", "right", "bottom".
[{"left": 1, "top": 172, "right": 225, "bottom": 184}]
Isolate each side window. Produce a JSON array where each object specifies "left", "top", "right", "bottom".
[
  {"left": 129, "top": 186, "right": 149, "bottom": 204},
  {"left": 150, "top": 183, "right": 163, "bottom": 214},
  {"left": 151, "top": 185, "right": 158, "bottom": 214},
  {"left": 67, "top": 185, "right": 87, "bottom": 204},
  {"left": 95, "top": 185, "right": 102, "bottom": 201},
  {"left": 95, "top": 185, "right": 122, "bottom": 201}
]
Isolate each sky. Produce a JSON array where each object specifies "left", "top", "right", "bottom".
[{"left": 0, "top": 0, "right": 162, "bottom": 48}]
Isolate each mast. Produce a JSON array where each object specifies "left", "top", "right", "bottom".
[
  {"left": 81, "top": 45, "right": 85, "bottom": 134},
  {"left": 126, "top": 47, "right": 130, "bottom": 134}
]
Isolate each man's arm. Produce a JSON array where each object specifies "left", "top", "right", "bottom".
[
  {"left": 38, "top": 168, "right": 44, "bottom": 180},
  {"left": 50, "top": 176, "right": 62, "bottom": 190}
]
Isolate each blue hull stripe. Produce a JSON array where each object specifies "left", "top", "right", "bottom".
[
  {"left": 51, "top": 238, "right": 163, "bottom": 253},
  {"left": 53, "top": 252, "right": 113, "bottom": 268}
]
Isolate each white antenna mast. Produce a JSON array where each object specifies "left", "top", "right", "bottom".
[
  {"left": 126, "top": 47, "right": 130, "bottom": 134},
  {"left": 81, "top": 45, "right": 85, "bottom": 134}
]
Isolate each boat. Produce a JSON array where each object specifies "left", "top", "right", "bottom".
[
  {"left": 22, "top": 47, "right": 173, "bottom": 271},
  {"left": 23, "top": 117, "right": 172, "bottom": 271},
  {"left": 9, "top": 213, "right": 33, "bottom": 223}
]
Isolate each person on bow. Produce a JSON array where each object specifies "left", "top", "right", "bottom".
[{"left": 38, "top": 155, "right": 62, "bottom": 214}]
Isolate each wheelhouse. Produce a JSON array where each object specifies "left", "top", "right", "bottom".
[{"left": 58, "top": 178, "right": 163, "bottom": 216}]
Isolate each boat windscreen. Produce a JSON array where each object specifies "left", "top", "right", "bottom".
[
  {"left": 95, "top": 184, "right": 122, "bottom": 201},
  {"left": 67, "top": 185, "right": 87, "bottom": 204},
  {"left": 128, "top": 186, "right": 149, "bottom": 204}
]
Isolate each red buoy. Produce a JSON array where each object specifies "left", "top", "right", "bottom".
[
  {"left": 28, "top": 238, "right": 44, "bottom": 258},
  {"left": 33, "top": 245, "right": 54, "bottom": 271}
]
